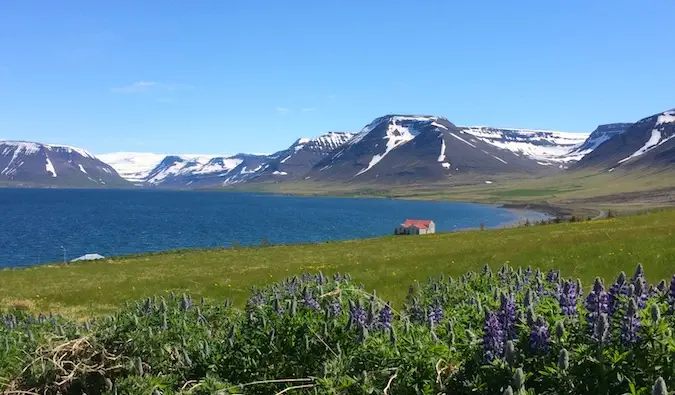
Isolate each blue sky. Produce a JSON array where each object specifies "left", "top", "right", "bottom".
[{"left": 1, "top": 1, "right": 674, "bottom": 155}]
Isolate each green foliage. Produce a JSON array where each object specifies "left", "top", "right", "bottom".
[{"left": 2, "top": 264, "right": 675, "bottom": 394}]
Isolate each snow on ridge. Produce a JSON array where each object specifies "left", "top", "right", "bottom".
[
  {"left": 77, "top": 164, "right": 88, "bottom": 174},
  {"left": 1, "top": 141, "right": 43, "bottom": 176},
  {"left": 450, "top": 133, "right": 476, "bottom": 148},
  {"left": 656, "top": 110, "right": 675, "bottom": 126},
  {"left": 46, "top": 144, "right": 95, "bottom": 159}
]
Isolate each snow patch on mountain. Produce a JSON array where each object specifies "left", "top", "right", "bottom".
[
  {"left": 438, "top": 138, "right": 446, "bottom": 162},
  {"left": 98, "top": 152, "right": 169, "bottom": 183},
  {"left": 656, "top": 110, "right": 675, "bottom": 126},
  {"left": 355, "top": 118, "right": 418, "bottom": 176},
  {"left": 45, "top": 157, "right": 56, "bottom": 177}
]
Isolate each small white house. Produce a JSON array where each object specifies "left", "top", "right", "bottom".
[{"left": 394, "top": 219, "right": 436, "bottom": 235}]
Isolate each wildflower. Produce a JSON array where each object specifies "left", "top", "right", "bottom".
[
  {"left": 302, "top": 287, "right": 320, "bottom": 310},
  {"left": 327, "top": 299, "right": 341, "bottom": 317},
  {"left": 483, "top": 311, "right": 505, "bottom": 362},
  {"left": 559, "top": 280, "right": 579, "bottom": 316},
  {"left": 585, "top": 278, "right": 609, "bottom": 332},
  {"left": 505, "top": 340, "right": 516, "bottom": 366},
  {"left": 408, "top": 298, "right": 425, "bottom": 323},
  {"left": 555, "top": 320, "right": 565, "bottom": 340},
  {"left": 558, "top": 348, "right": 570, "bottom": 371},
  {"left": 247, "top": 292, "right": 266, "bottom": 308},
  {"left": 651, "top": 304, "right": 661, "bottom": 323},
  {"left": 608, "top": 272, "right": 628, "bottom": 315},
  {"left": 546, "top": 269, "right": 558, "bottom": 283},
  {"left": 348, "top": 301, "right": 367, "bottom": 328},
  {"left": 620, "top": 299, "right": 641, "bottom": 346},
  {"left": 428, "top": 300, "right": 444, "bottom": 326},
  {"left": 503, "top": 386, "right": 514, "bottom": 395},
  {"left": 529, "top": 316, "right": 550, "bottom": 353},
  {"left": 499, "top": 292, "right": 517, "bottom": 340},
  {"left": 512, "top": 368, "right": 525, "bottom": 392},
  {"left": 656, "top": 279, "right": 667, "bottom": 294},
  {"left": 594, "top": 313, "right": 610, "bottom": 343},
  {"left": 652, "top": 377, "right": 668, "bottom": 395},
  {"left": 378, "top": 302, "right": 394, "bottom": 329},
  {"left": 272, "top": 298, "right": 285, "bottom": 315}
]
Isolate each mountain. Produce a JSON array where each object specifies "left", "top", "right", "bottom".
[
  {"left": 248, "top": 132, "right": 356, "bottom": 181},
  {"left": 574, "top": 109, "right": 675, "bottom": 171},
  {"left": 460, "top": 127, "right": 589, "bottom": 167},
  {"left": 308, "top": 115, "right": 556, "bottom": 183},
  {"left": 565, "top": 123, "right": 632, "bottom": 161},
  {"left": 0, "top": 141, "right": 129, "bottom": 187},
  {"left": 97, "top": 152, "right": 168, "bottom": 184}
]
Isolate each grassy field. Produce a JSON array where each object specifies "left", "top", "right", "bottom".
[{"left": 1, "top": 209, "right": 675, "bottom": 318}]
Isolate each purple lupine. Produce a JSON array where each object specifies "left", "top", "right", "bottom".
[
  {"left": 327, "top": 299, "right": 342, "bottom": 317},
  {"left": 620, "top": 299, "right": 641, "bottom": 346},
  {"left": 559, "top": 280, "right": 579, "bottom": 316},
  {"left": 608, "top": 272, "right": 628, "bottom": 315},
  {"left": 631, "top": 263, "right": 645, "bottom": 285},
  {"left": 272, "top": 298, "right": 285, "bottom": 315},
  {"left": 348, "top": 301, "right": 367, "bottom": 328},
  {"left": 529, "top": 316, "right": 550, "bottom": 353},
  {"left": 524, "top": 266, "right": 533, "bottom": 282},
  {"left": 499, "top": 292, "right": 517, "bottom": 340},
  {"left": 634, "top": 276, "right": 649, "bottom": 309},
  {"left": 483, "top": 311, "right": 505, "bottom": 362},
  {"left": 585, "top": 278, "right": 609, "bottom": 331},
  {"left": 248, "top": 292, "right": 266, "bottom": 308},
  {"left": 333, "top": 272, "right": 343, "bottom": 282},
  {"left": 669, "top": 275, "right": 675, "bottom": 313},
  {"left": 378, "top": 302, "right": 394, "bottom": 329},
  {"left": 301, "top": 273, "right": 313, "bottom": 283},
  {"left": 408, "top": 298, "right": 425, "bottom": 323},
  {"left": 546, "top": 269, "right": 558, "bottom": 283},
  {"left": 302, "top": 288, "right": 320, "bottom": 310},
  {"left": 428, "top": 300, "right": 444, "bottom": 325}
]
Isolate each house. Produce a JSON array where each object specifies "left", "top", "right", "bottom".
[{"left": 394, "top": 219, "right": 436, "bottom": 235}]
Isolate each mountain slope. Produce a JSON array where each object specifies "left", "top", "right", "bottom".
[
  {"left": 0, "top": 141, "right": 129, "bottom": 187},
  {"left": 249, "top": 132, "right": 355, "bottom": 181},
  {"left": 97, "top": 152, "right": 168, "bottom": 184},
  {"left": 461, "top": 127, "right": 588, "bottom": 166},
  {"left": 309, "top": 115, "right": 552, "bottom": 183},
  {"left": 574, "top": 109, "right": 675, "bottom": 171},
  {"left": 565, "top": 123, "right": 632, "bottom": 161}
]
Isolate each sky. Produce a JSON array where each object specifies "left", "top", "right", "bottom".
[{"left": 1, "top": 1, "right": 674, "bottom": 156}]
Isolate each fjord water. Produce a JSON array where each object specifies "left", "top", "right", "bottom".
[{"left": 0, "top": 189, "right": 542, "bottom": 269}]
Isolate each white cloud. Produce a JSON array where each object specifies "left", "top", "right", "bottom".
[
  {"left": 301, "top": 108, "right": 317, "bottom": 112},
  {"left": 111, "top": 81, "right": 193, "bottom": 94},
  {"left": 276, "top": 107, "right": 290, "bottom": 115}
]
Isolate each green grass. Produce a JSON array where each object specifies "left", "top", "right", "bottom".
[
  {"left": 490, "top": 187, "right": 580, "bottom": 198},
  {"left": 2, "top": 210, "right": 675, "bottom": 318}
]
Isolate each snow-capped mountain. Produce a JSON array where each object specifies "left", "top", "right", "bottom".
[
  {"left": 250, "top": 132, "right": 356, "bottom": 181},
  {"left": 0, "top": 141, "right": 129, "bottom": 187},
  {"left": 574, "top": 109, "right": 675, "bottom": 170},
  {"left": 97, "top": 152, "right": 168, "bottom": 184},
  {"left": 565, "top": 123, "right": 632, "bottom": 161},
  {"left": 309, "top": 115, "right": 551, "bottom": 183},
  {"left": 460, "top": 127, "right": 589, "bottom": 166}
]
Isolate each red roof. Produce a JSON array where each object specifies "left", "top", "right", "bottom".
[{"left": 401, "top": 219, "right": 433, "bottom": 229}]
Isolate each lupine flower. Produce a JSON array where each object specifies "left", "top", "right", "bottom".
[
  {"left": 576, "top": 278, "right": 583, "bottom": 299},
  {"left": 525, "top": 266, "right": 533, "bottom": 282},
  {"left": 558, "top": 348, "right": 570, "bottom": 371},
  {"left": 272, "top": 298, "right": 285, "bottom": 315},
  {"left": 285, "top": 279, "right": 299, "bottom": 295},
  {"left": 651, "top": 304, "right": 661, "bottom": 323},
  {"left": 505, "top": 340, "right": 516, "bottom": 366},
  {"left": 585, "top": 278, "right": 609, "bottom": 331},
  {"left": 546, "top": 269, "right": 558, "bottom": 283},
  {"left": 503, "top": 386, "right": 514, "bottom": 395},
  {"left": 634, "top": 277, "right": 649, "bottom": 309},
  {"left": 559, "top": 280, "right": 579, "bottom": 316},
  {"left": 631, "top": 263, "right": 645, "bottom": 284},
  {"left": 408, "top": 298, "right": 425, "bottom": 323},
  {"left": 620, "top": 299, "right": 641, "bottom": 346},
  {"left": 608, "top": 272, "right": 628, "bottom": 315},
  {"left": 248, "top": 293, "right": 266, "bottom": 308},
  {"left": 483, "top": 311, "right": 505, "bottom": 362},
  {"left": 594, "top": 313, "right": 610, "bottom": 343},
  {"left": 302, "top": 288, "right": 320, "bottom": 310},
  {"left": 327, "top": 299, "right": 341, "bottom": 317},
  {"left": 555, "top": 320, "right": 565, "bottom": 340},
  {"left": 513, "top": 368, "right": 525, "bottom": 392},
  {"left": 524, "top": 289, "right": 534, "bottom": 308},
  {"left": 656, "top": 279, "right": 667, "bottom": 294},
  {"left": 499, "top": 292, "right": 517, "bottom": 340},
  {"left": 377, "top": 302, "right": 394, "bottom": 329},
  {"left": 529, "top": 316, "right": 550, "bottom": 353},
  {"left": 428, "top": 300, "right": 444, "bottom": 325},
  {"left": 333, "top": 272, "right": 343, "bottom": 282},
  {"left": 349, "top": 301, "right": 367, "bottom": 328},
  {"left": 652, "top": 377, "right": 668, "bottom": 395}
]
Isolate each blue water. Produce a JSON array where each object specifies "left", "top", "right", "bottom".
[{"left": 0, "top": 188, "right": 543, "bottom": 269}]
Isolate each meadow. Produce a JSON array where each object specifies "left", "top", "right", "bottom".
[{"left": 1, "top": 210, "right": 675, "bottom": 318}]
